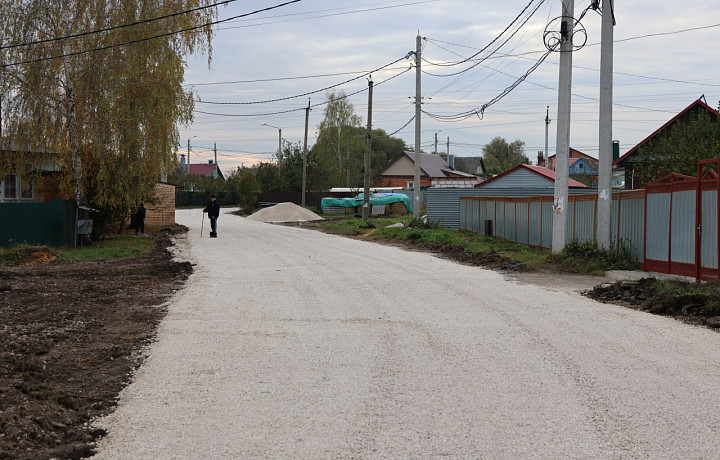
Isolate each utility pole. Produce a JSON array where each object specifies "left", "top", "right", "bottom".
[
  {"left": 597, "top": 0, "right": 615, "bottom": 250},
  {"left": 187, "top": 139, "right": 191, "bottom": 175},
  {"left": 214, "top": 143, "right": 217, "bottom": 166},
  {"left": 552, "top": 0, "right": 574, "bottom": 254},
  {"left": 434, "top": 132, "right": 438, "bottom": 155},
  {"left": 446, "top": 136, "right": 450, "bottom": 161},
  {"left": 413, "top": 34, "right": 422, "bottom": 219},
  {"left": 362, "top": 78, "right": 374, "bottom": 223},
  {"left": 544, "top": 106, "right": 551, "bottom": 167},
  {"left": 301, "top": 99, "right": 310, "bottom": 207}
]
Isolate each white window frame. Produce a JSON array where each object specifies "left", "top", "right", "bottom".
[{"left": 1, "top": 175, "right": 33, "bottom": 202}]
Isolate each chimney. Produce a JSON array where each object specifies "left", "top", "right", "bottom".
[
  {"left": 537, "top": 151, "right": 545, "bottom": 167},
  {"left": 208, "top": 159, "right": 214, "bottom": 165},
  {"left": 448, "top": 154, "right": 455, "bottom": 169},
  {"left": 612, "top": 140, "right": 620, "bottom": 162}
]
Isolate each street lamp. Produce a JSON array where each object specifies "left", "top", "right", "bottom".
[
  {"left": 261, "top": 123, "right": 282, "bottom": 165},
  {"left": 187, "top": 135, "right": 197, "bottom": 175}
]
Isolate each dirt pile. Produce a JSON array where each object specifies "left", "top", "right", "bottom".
[
  {"left": 0, "top": 227, "right": 193, "bottom": 459},
  {"left": 583, "top": 278, "right": 720, "bottom": 329},
  {"left": 246, "top": 202, "right": 323, "bottom": 223}
]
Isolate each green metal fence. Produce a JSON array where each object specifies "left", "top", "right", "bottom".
[{"left": 0, "top": 200, "right": 77, "bottom": 248}]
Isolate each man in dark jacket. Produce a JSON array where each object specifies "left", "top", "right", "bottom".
[
  {"left": 203, "top": 195, "right": 220, "bottom": 238},
  {"left": 134, "top": 203, "right": 146, "bottom": 236}
]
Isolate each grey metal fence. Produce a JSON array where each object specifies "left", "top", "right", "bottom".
[{"left": 458, "top": 191, "right": 646, "bottom": 260}]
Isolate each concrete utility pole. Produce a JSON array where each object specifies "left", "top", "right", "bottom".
[
  {"left": 597, "top": 0, "right": 615, "bottom": 250},
  {"left": 186, "top": 136, "right": 197, "bottom": 175},
  {"left": 446, "top": 136, "right": 450, "bottom": 158},
  {"left": 214, "top": 143, "right": 217, "bottom": 167},
  {"left": 435, "top": 132, "right": 438, "bottom": 155},
  {"left": 545, "top": 106, "right": 551, "bottom": 167},
  {"left": 413, "top": 34, "right": 422, "bottom": 220},
  {"left": 551, "top": 0, "right": 575, "bottom": 254},
  {"left": 362, "top": 78, "right": 374, "bottom": 223},
  {"left": 301, "top": 99, "right": 310, "bottom": 207}
]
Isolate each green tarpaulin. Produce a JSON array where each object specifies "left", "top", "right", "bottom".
[{"left": 321, "top": 193, "right": 412, "bottom": 212}]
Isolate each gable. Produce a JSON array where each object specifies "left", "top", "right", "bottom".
[
  {"left": 380, "top": 154, "right": 416, "bottom": 176},
  {"left": 615, "top": 99, "right": 719, "bottom": 167}
]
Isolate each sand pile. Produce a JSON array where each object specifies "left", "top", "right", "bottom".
[{"left": 246, "top": 202, "right": 323, "bottom": 223}]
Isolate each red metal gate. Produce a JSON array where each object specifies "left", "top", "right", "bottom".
[{"left": 644, "top": 159, "right": 720, "bottom": 281}]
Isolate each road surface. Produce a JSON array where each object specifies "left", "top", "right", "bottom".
[{"left": 93, "top": 208, "right": 720, "bottom": 459}]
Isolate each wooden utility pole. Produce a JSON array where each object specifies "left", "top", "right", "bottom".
[
  {"left": 544, "top": 106, "right": 551, "bottom": 167},
  {"left": 551, "top": 0, "right": 574, "bottom": 254},
  {"left": 301, "top": 99, "right": 310, "bottom": 207},
  {"left": 362, "top": 79, "right": 374, "bottom": 223},
  {"left": 413, "top": 34, "right": 422, "bottom": 219}
]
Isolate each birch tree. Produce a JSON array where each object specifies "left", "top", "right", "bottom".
[{"left": 0, "top": 0, "right": 216, "bottom": 227}]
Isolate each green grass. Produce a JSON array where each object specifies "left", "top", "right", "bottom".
[
  {"left": 59, "top": 235, "right": 154, "bottom": 261},
  {"left": 0, "top": 244, "right": 53, "bottom": 266},
  {"left": 314, "top": 215, "right": 639, "bottom": 275},
  {"left": 655, "top": 279, "right": 720, "bottom": 297}
]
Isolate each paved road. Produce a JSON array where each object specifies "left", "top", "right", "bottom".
[{"left": 93, "top": 208, "right": 720, "bottom": 459}]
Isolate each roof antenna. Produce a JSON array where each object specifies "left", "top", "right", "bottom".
[{"left": 700, "top": 94, "right": 707, "bottom": 104}]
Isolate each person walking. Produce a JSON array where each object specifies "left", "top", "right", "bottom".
[
  {"left": 203, "top": 195, "right": 220, "bottom": 238},
  {"left": 134, "top": 203, "right": 147, "bottom": 236}
]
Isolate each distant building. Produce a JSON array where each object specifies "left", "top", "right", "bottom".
[
  {"left": 614, "top": 98, "right": 719, "bottom": 189},
  {"left": 178, "top": 154, "right": 225, "bottom": 180},
  {"left": 376, "top": 152, "right": 478, "bottom": 189}
]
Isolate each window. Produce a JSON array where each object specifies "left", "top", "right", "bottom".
[
  {"left": 21, "top": 178, "right": 33, "bottom": 199},
  {"left": 406, "top": 181, "right": 414, "bottom": 189},
  {"left": 3, "top": 175, "right": 17, "bottom": 199}
]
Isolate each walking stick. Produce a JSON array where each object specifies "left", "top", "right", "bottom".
[{"left": 201, "top": 212, "right": 205, "bottom": 237}]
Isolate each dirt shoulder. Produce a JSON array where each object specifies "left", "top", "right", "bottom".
[{"left": 0, "top": 228, "right": 192, "bottom": 460}]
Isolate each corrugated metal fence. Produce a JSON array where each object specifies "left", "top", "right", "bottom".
[
  {"left": 0, "top": 199, "right": 77, "bottom": 247},
  {"left": 643, "top": 160, "right": 720, "bottom": 281},
  {"left": 427, "top": 187, "right": 597, "bottom": 231},
  {"left": 458, "top": 191, "right": 646, "bottom": 260}
]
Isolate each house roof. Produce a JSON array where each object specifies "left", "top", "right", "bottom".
[
  {"left": 189, "top": 163, "right": 224, "bottom": 179},
  {"left": 475, "top": 164, "right": 588, "bottom": 188},
  {"left": 378, "top": 152, "right": 476, "bottom": 178},
  {"left": 614, "top": 98, "right": 719, "bottom": 167},
  {"left": 548, "top": 148, "right": 597, "bottom": 163}
]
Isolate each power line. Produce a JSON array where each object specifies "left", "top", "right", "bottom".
[
  {"left": 1, "top": 0, "right": 304, "bottom": 68},
  {"left": 0, "top": 0, "right": 238, "bottom": 51},
  {"left": 194, "top": 65, "right": 412, "bottom": 117},
  {"left": 216, "top": 0, "right": 438, "bottom": 31},
  {"left": 197, "top": 53, "right": 412, "bottom": 105}
]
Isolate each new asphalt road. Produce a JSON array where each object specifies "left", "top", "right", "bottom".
[{"left": 93, "top": 208, "right": 720, "bottom": 459}]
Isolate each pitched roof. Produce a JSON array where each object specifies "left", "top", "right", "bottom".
[
  {"left": 189, "top": 163, "right": 224, "bottom": 179},
  {"left": 614, "top": 98, "right": 719, "bottom": 167},
  {"left": 475, "top": 164, "right": 588, "bottom": 188},
  {"left": 378, "top": 152, "right": 476, "bottom": 178},
  {"left": 548, "top": 148, "right": 597, "bottom": 163}
]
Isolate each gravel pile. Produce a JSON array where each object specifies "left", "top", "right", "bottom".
[{"left": 246, "top": 202, "right": 323, "bottom": 223}]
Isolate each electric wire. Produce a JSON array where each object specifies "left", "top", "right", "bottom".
[
  {"left": 197, "top": 53, "right": 412, "bottom": 105},
  {"left": 1, "top": 0, "right": 304, "bottom": 69},
  {"left": 0, "top": 0, "right": 238, "bottom": 51},
  {"left": 194, "top": 65, "right": 412, "bottom": 117}
]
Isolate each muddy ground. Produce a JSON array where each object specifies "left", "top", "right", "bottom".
[
  {"left": 0, "top": 228, "right": 192, "bottom": 460},
  {"left": 1, "top": 223, "right": 718, "bottom": 460}
]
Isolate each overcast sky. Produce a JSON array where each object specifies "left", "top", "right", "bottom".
[{"left": 178, "top": 0, "right": 720, "bottom": 175}]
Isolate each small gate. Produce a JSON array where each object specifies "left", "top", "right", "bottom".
[{"left": 644, "top": 159, "right": 720, "bottom": 281}]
